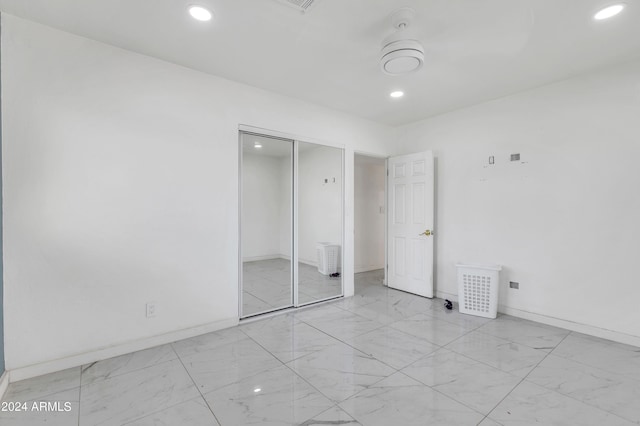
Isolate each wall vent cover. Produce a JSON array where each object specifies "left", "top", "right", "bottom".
[{"left": 275, "top": 0, "right": 320, "bottom": 13}]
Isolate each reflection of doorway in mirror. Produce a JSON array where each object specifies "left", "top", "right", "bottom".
[{"left": 297, "top": 142, "right": 344, "bottom": 305}]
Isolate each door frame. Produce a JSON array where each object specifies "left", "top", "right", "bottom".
[
  {"left": 353, "top": 151, "right": 389, "bottom": 286},
  {"left": 238, "top": 124, "right": 346, "bottom": 319}
]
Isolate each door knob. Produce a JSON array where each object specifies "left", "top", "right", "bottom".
[{"left": 419, "top": 230, "right": 434, "bottom": 236}]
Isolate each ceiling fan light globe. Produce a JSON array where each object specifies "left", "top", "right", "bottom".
[{"left": 380, "top": 39, "right": 425, "bottom": 75}]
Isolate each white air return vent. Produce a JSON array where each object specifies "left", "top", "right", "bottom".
[{"left": 275, "top": 0, "right": 320, "bottom": 13}]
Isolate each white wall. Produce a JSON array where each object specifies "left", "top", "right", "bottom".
[
  {"left": 1, "top": 15, "right": 393, "bottom": 373},
  {"left": 397, "top": 59, "right": 640, "bottom": 343},
  {"left": 298, "top": 145, "right": 343, "bottom": 266},
  {"left": 354, "top": 155, "right": 386, "bottom": 273},
  {"left": 241, "top": 152, "right": 289, "bottom": 261}
]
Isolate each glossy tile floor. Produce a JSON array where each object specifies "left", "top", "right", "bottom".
[
  {"left": 242, "top": 258, "right": 342, "bottom": 316},
  {"left": 3, "top": 269, "right": 640, "bottom": 425}
]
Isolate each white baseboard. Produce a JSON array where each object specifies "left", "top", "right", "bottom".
[
  {"left": 298, "top": 257, "right": 317, "bottom": 268},
  {"left": 354, "top": 265, "right": 384, "bottom": 274},
  {"left": 497, "top": 305, "right": 640, "bottom": 348},
  {"left": 243, "top": 254, "right": 285, "bottom": 262},
  {"left": 435, "top": 290, "right": 458, "bottom": 301},
  {"left": 0, "top": 371, "right": 9, "bottom": 401},
  {"left": 8, "top": 317, "right": 238, "bottom": 383},
  {"left": 435, "top": 290, "right": 640, "bottom": 347}
]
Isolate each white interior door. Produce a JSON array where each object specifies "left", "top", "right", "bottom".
[{"left": 387, "top": 151, "right": 434, "bottom": 298}]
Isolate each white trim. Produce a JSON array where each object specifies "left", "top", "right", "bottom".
[
  {"left": 8, "top": 317, "right": 238, "bottom": 383},
  {"left": 298, "top": 257, "right": 317, "bottom": 268},
  {"left": 239, "top": 124, "right": 345, "bottom": 150},
  {"left": 384, "top": 157, "right": 388, "bottom": 286},
  {"left": 497, "top": 304, "right": 640, "bottom": 348},
  {"left": 242, "top": 254, "right": 287, "bottom": 262},
  {"left": 355, "top": 265, "right": 385, "bottom": 274},
  {"left": 0, "top": 371, "right": 9, "bottom": 401},
  {"left": 435, "top": 290, "right": 458, "bottom": 301},
  {"left": 293, "top": 140, "right": 299, "bottom": 307},
  {"left": 238, "top": 130, "right": 244, "bottom": 319},
  {"left": 435, "top": 290, "right": 640, "bottom": 347}
]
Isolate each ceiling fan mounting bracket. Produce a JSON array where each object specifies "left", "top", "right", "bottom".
[{"left": 390, "top": 7, "right": 416, "bottom": 30}]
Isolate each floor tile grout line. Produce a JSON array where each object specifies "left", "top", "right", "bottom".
[
  {"left": 544, "top": 331, "right": 640, "bottom": 384},
  {"left": 3, "top": 375, "right": 82, "bottom": 405},
  {"left": 295, "top": 318, "right": 402, "bottom": 372},
  {"left": 472, "top": 327, "right": 570, "bottom": 352},
  {"left": 112, "top": 345, "right": 220, "bottom": 425},
  {"left": 404, "top": 313, "right": 548, "bottom": 425},
  {"left": 78, "top": 346, "right": 179, "bottom": 388},
  {"left": 295, "top": 316, "right": 461, "bottom": 383},
  {"left": 171, "top": 344, "right": 224, "bottom": 426},
  {"left": 244, "top": 310, "right": 382, "bottom": 382},
  {"left": 440, "top": 322, "right": 555, "bottom": 376},
  {"left": 481, "top": 331, "right": 573, "bottom": 423},
  {"left": 118, "top": 396, "right": 215, "bottom": 426},
  {"left": 281, "top": 360, "right": 385, "bottom": 423},
  {"left": 384, "top": 336, "right": 514, "bottom": 419},
  {"left": 393, "top": 370, "right": 489, "bottom": 420},
  {"left": 297, "top": 312, "right": 388, "bottom": 340},
  {"left": 242, "top": 289, "right": 273, "bottom": 307},
  {"left": 276, "top": 313, "right": 416, "bottom": 386},
  {"left": 236, "top": 331, "right": 346, "bottom": 423},
  {"left": 514, "top": 331, "right": 640, "bottom": 425},
  {"left": 82, "top": 356, "right": 179, "bottom": 390}
]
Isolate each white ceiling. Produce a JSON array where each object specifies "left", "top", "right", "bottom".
[{"left": 1, "top": 0, "right": 639, "bottom": 126}]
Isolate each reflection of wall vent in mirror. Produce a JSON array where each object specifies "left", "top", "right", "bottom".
[{"left": 274, "top": 0, "right": 320, "bottom": 13}]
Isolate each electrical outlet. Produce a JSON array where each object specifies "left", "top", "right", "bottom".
[
  {"left": 509, "top": 281, "right": 520, "bottom": 289},
  {"left": 146, "top": 303, "right": 157, "bottom": 318}
]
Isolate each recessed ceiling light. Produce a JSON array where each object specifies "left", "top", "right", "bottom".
[
  {"left": 594, "top": 4, "right": 625, "bottom": 20},
  {"left": 254, "top": 142, "right": 262, "bottom": 149},
  {"left": 390, "top": 91, "right": 404, "bottom": 98},
  {"left": 189, "top": 5, "right": 213, "bottom": 22},
  {"left": 253, "top": 388, "right": 261, "bottom": 393}
]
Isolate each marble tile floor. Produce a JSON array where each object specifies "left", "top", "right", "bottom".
[
  {"left": 3, "top": 269, "right": 640, "bottom": 425},
  {"left": 242, "top": 259, "right": 343, "bottom": 316}
]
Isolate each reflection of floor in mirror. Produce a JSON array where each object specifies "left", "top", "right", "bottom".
[{"left": 242, "top": 258, "right": 342, "bottom": 316}]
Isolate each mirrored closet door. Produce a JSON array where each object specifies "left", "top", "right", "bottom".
[
  {"left": 240, "top": 131, "right": 343, "bottom": 318},
  {"left": 240, "top": 133, "right": 294, "bottom": 317},
  {"left": 297, "top": 142, "right": 344, "bottom": 305}
]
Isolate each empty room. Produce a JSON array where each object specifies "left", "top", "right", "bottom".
[{"left": 0, "top": 0, "right": 639, "bottom": 425}]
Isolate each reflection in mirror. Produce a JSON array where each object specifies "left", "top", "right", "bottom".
[
  {"left": 297, "top": 142, "right": 343, "bottom": 304},
  {"left": 241, "top": 133, "right": 293, "bottom": 317}
]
